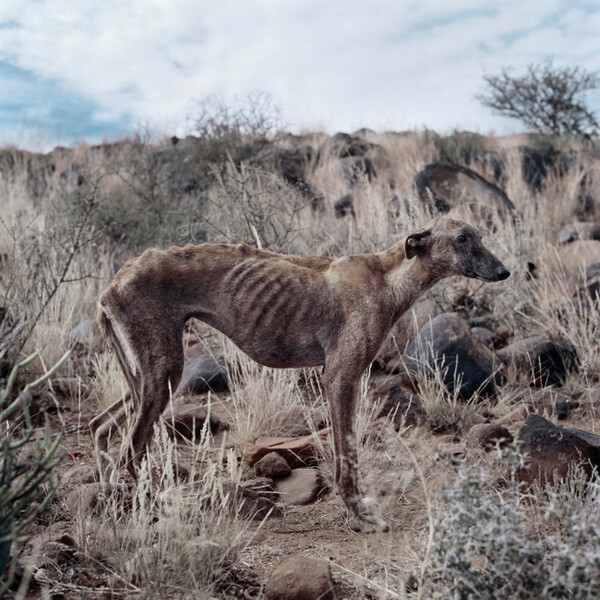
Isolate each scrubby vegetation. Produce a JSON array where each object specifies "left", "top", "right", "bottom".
[{"left": 1, "top": 114, "right": 600, "bottom": 598}]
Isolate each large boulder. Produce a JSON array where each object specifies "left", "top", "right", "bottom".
[
  {"left": 177, "top": 354, "right": 229, "bottom": 394},
  {"left": 520, "top": 146, "right": 572, "bottom": 192},
  {"left": 497, "top": 335, "right": 578, "bottom": 387},
  {"left": 517, "top": 414, "right": 600, "bottom": 486},
  {"left": 413, "top": 162, "right": 515, "bottom": 216},
  {"left": 401, "top": 312, "right": 502, "bottom": 399}
]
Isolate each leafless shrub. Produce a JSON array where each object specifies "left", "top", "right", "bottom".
[{"left": 478, "top": 59, "right": 599, "bottom": 136}]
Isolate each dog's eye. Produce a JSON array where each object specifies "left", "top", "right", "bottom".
[{"left": 456, "top": 233, "right": 467, "bottom": 243}]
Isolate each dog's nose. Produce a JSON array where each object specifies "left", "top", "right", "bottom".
[{"left": 496, "top": 266, "right": 510, "bottom": 280}]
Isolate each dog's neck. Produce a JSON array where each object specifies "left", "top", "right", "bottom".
[{"left": 377, "top": 239, "right": 440, "bottom": 314}]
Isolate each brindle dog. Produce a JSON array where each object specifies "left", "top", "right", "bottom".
[{"left": 90, "top": 216, "right": 509, "bottom": 532}]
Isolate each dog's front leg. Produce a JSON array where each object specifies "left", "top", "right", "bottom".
[{"left": 324, "top": 361, "right": 389, "bottom": 533}]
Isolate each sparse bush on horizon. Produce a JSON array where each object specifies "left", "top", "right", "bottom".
[{"left": 478, "top": 59, "right": 600, "bottom": 137}]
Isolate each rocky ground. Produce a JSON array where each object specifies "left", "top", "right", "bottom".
[{"left": 2, "top": 127, "right": 600, "bottom": 598}]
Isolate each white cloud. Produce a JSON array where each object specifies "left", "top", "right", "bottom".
[{"left": 0, "top": 0, "right": 599, "bottom": 144}]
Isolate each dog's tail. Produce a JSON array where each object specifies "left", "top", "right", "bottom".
[{"left": 97, "top": 303, "right": 140, "bottom": 404}]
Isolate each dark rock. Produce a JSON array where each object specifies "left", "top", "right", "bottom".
[
  {"left": 244, "top": 144, "right": 315, "bottom": 198},
  {"left": 162, "top": 404, "right": 229, "bottom": 441},
  {"left": 337, "top": 156, "right": 376, "bottom": 185},
  {"left": 497, "top": 335, "right": 578, "bottom": 387},
  {"left": 227, "top": 482, "right": 282, "bottom": 521},
  {"left": 471, "top": 326, "right": 499, "bottom": 348},
  {"left": 254, "top": 453, "right": 292, "bottom": 479},
  {"left": 564, "top": 427, "right": 600, "bottom": 448},
  {"left": 517, "top": 414, "right": 600, "bottom": 486},
  {"left": 333, "top": 194, "right": 354, "bottom": 218},
  {"left": 413, "top": 162, "right": 515, "bottom": 216},
  {"left": 468, "top": 423, "right": 513, "bottom": 450},
  {"left": 586, "top": 263, "right": 600, "bottom": 281},
  {"left": 558, "top": 222, "right": 600, "bottom": 244},
  {"left": 275, "top": 468, "right": 327, "bottom": 506},
  {"left": 264, "top": 555, "right": 337, "bottom": 600},
  {"left": 380, "top": 298, "right": 440, "bottom": 367},
  {"left": 555, "top": 400, "right": 573, "bottom": 420},
  {"left": 326, "top": 131, "right": 376, "bottom": 158},
  {"left": 520, "top": 146, "right": 573, "bottom": 192},
  {"left": 401, "top": 312, "right": 502, "bottom": 399},
  {"left": 375, "top": 385, "right": 425, "bottom": 429},
  {"left": 178, "top": 354, "right": 229, "bottom": 394}
]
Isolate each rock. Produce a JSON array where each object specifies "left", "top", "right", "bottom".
[
  {"left": 497, "top": 335, "right": 578, "bottom": 387},
  {"left": 244, "top": 143, "right": 315, "bottom": 198},
  {"left": 558, "top": 222, "right": 600, "bottom": 244},
  {"left": 65, "top": 482, "right": 131, "bottom": 518},
  {"left": 401, "top": 312, "right": 502, "bottom": 399},
  {"left": 69, "top": 318, "right": 100, "bottom": 343},
  {"left": 254, "top": 453, "right": 292, "bottom": 479},
  {"left": 470, "top": 326, "right": 500, "bottom": 348},
  {"left": 495, "top": 405, "right": 529, "bottom": 428},
  {"left": 517, "top": 414, "right": 600, "bottom": 486},
  {"left": 273, "top": 403, "right": 328, "bottom": 438},
  {"left": 413, "top": 162, "right": 515, "bottom": 216},
  {"left": 380, "top": 298, "right": 440, "bottom": 367},
  {"left": 333, "top": 193, "right": 354, "bottom": 218},
  {"left": 61, "top": 465, "right": 97, "bottom": 486},
  {"left": 162, "top": 403, "right": 229, "bottom": 441},
  {"left": 224, "top": 481, "right": 282, "bottom": 521},
  {"left": 374, "top": 385, "right": 425, "bottom": 429},
  {"left": 564, "top": 427, "right": 600, "bottom": 448},
  {"left": 26, "top": 526, "right": 76, "bottom": 570},
  {"left": 264, "top": 555, "right": 337, "bottom": 600},
  {"left": 275, "top": 468, "right": 326, "bottom": 506},
  {"left": 520, "top": 146, "right": 572, "bottom": 192},
  {"left": 586, "top": 263, "right": 600, "bottom": 281},
  {"left": 177, "top": 354, "right": 229, "bottom": 394},
  {"left": 467, "top": 423, "right": 513, "bottom": 450},
  {"left": 555, "top": 400, "right": 573, "bottom": 420},
  {"left": 239, "top": 428, "right": 331, "bottom": 468},
  {"left": 240, "top": 477, "right": 277, "bottom": 498},
  {"left": 337, "top": 156, "right": 376, "bottom": 185},
  {"left": 547, "top": 240, "right": 600, "bottom": 280}
]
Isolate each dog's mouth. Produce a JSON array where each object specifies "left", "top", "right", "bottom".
[{"left": 465, "top": 266, "right": 511, "bottom": 282}]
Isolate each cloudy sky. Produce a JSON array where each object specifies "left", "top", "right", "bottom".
[{"left": 1, "top": 0, "right": 599, "bottom": 149}]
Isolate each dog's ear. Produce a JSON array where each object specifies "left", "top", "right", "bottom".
[{"left": 405, "top": 230, "right": 431, "bottom": 259}]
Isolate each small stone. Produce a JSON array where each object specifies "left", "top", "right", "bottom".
[
  {"left": 467, "top": 423, "right": 513, "bottom": 450},
  {"left": 64, "top": 482, "right": 131, "bottom": 518},
  {"left": 226, "top": 482, "right": 282, "bottom": 521},
  {"left": 254, "top": 453, "right": 292, "bottom": 479},
  {"left": 162, "top": 404, "right": 229, "bottom": 441},
  {"left": 61, "top": 465, "right": 97, "bottom": 486},
  {"left": 239, "top": 428, "right": 331, "bottom": 468},
  {"left": 275, "top": 468, "right": 326, "bottom": 506},
  {"left": 264, "top": 555, "right": 337, "bottom": 600}
]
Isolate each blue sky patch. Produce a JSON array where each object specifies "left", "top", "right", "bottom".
[{"left": 0, "top": 61, "right": 133, "bottom": 145}]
